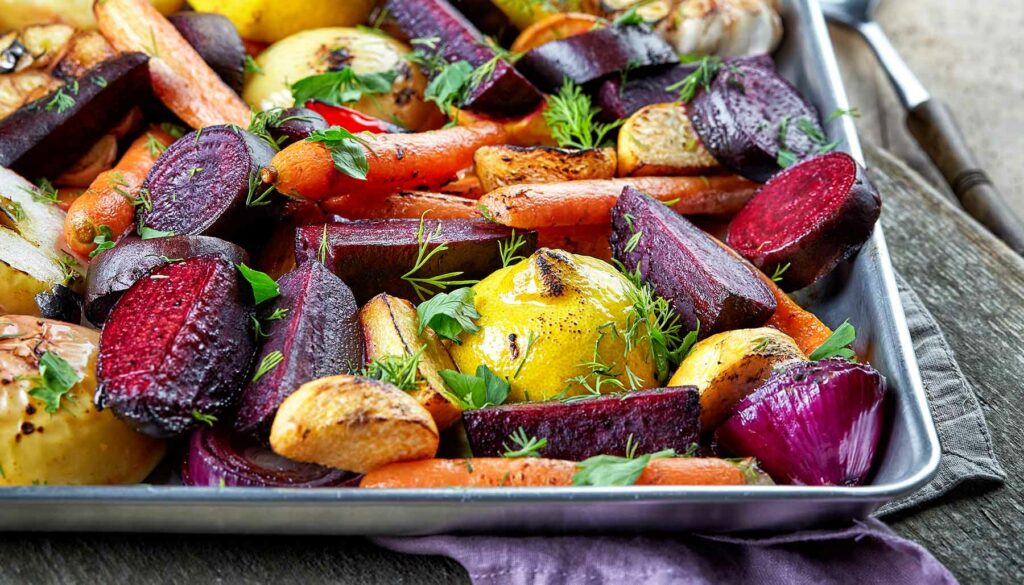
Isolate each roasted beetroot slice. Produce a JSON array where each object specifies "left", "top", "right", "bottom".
[
  {"left": 594, "top": 63, "right": 697, "bottom": 122},
  {"left": 450, "top": 0, "right": 518, "bottom": 46},
  {"left": 727, "top": 152, "right": 881, "bottom": 291},
  {"left": 463, "top": 387, "right": 700, "bottom": 460},
  {"left": 610, "top": 186, "right": 775, "bottom": 337},
  {"left": 235, "top": 261, "right": 364, "bottom": 437},
  {"left": 168, "top": 12, "right": 246, "bottom": 95},
  {"left": 385, "top": 0, "right": 541, "bottom": 117},
  {"left": 295, "top": 219, "right": 536, "bottom": 303},
  {"left": 516, "top": 25, "right": 678, "bottom": 93},
  {"left": 96, "top": 256, "right": 255, "bottom": 438},
  {"left": 690, "top": 55, "right": 824, "bottom": 183},
  {"left": 84, "top": 235, "right": 249, "bottom": 326},
  {"left": 139, "top": 125, "right": 278, "bottom": 246}
]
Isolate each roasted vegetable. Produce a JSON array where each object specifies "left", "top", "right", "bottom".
[
  {"left": 535, "top": 225, "right": 613, "bottom": 261},
  {"left": 0, "top": 316, "right": 165, "bottom": 485},
  {"left": 360, "top": 293, "right": 462, "bottom": 430},
  {"left": 610, "top": 186, "right": 776, "bottom": 337},
  {"left": 689, "top": 55, "right": 827, "bottom": 183},
  {"left": 510, "top": 12, "right": 606, "bottom": 53},
  {"left": 667, "top": 327, "right": 804, "bottom": 430},
  {"left": 449, "top": 249, "right": 658, "bottom": 402},
  {"left": 516, "top": 24, "right": 677, "bottom": 93},
  {"left": 323, "top": 191, "right": 480, "bottom": 220},
  {"left": 140, "top": 125, "right": 278, "bottom": 246},
  {"left": 50, "top": 30, "right": 117, "bottom": 82},
  {"left": 463, "top": 386, "right": 700, "bottom": 459},
  {"left": 0, "top": 0, "right": 184, "bottom": 31},
  {"left": 96, "top": 257, "right": 255, "bottom": 438},
  {"left": 54, "top": 134, "right": 119, "bottom": 189},
  {"left": 594, "top": 64, "right": 695, "bottom": 122},
  {"left": 168, "top": 12, "right": 246, "bottom": 95},
  {"left": 242, "top": 27, "right": 441, "bottom": 131},
  {"left": 617, "top": 102, "right": 719, "bottom": 177},
  {"left": 450, "top": 0, "right": 520, "bottom": 45},
  {"left": 257, "top": 107, "right": 329, "bottom": 148},
  {"left": 84, "top": 234, "right": 248, "bottom": 326},
  {"left": 0, "top": 24, "right": 74, "bottom": 74},
  {"left": 235, "top": 261, "right": 364, "bottom": 436},
  {"left": 717, "top": 358, "right": 887, "bottom": 486},
  {"left": 95, "top": 0, "right": 251, "bottom": 128},
  {"left": 385, "top": 0, "right": 542, "bottom": 117},
  {"left": 182, "top": 425, "right": 358, "bottom": 487},
  {"left": 303, "top": 103, "right": 401, "bottom": 135},
  {"left": 270, "top": 374, "right": 439, "bottom": 473},
  {"left": 64, "top": 125, "right": 175, "bottom": 257},
  {"left": 727, "top": 152, "right": 882, "bottom": 291},
  {"left": 267, "top": 122, "right": 508, "bottom": 202},
  {"left": 0, "top": 167, "right": 82, "bottom": 317},
  {"left": 34, "top": 284, "right": 82, "bottom": 324},
  {"left": 477, "top": 175, "right": 757, "bottom": 228},
  {"left": 0, "top": 52, "right": 151, "bottom": 179},
  {"left": 189, "top": 0, "right": 376, "bottom": 44},
  {"left": 474, "top": 145, "right": 617, "bottom": 192},
  {"left": 665, "top": 0, "right": 783, "bottom": 58},
  {"left": 294, "top": 219, "right": 529, "bottom": 303}
]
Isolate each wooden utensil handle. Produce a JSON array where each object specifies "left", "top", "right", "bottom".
[{"left": 907, "top": 98, "right": 1024, "bottom": 255}]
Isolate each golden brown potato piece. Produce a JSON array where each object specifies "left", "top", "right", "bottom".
[
  {"left": 668, "top": 327, "right": 805, "bottom": 431},
  {"left": 617, "top": 102, "right": 719, "bottom": 177},
  {"left": 270, "top": 374, "right": 439, "bottom": 473},
  {"left": 0, "top": 70, "right": 60, "bottom": 118},
  {"left": 51, "top": 31, "right": 115, "bottom": 80},
  {"left": 474, "top": 145, "right": 617, "bottom": 192},
  {"left": 360, "top": 294, "right": 462, "bottom": 430}
]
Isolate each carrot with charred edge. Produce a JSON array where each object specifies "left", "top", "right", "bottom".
[
  {"left": 323, "top": 191, "right": 481, "bottom": 220},
  {"left": 95, "top": 0, "right": 250, "bottom": 129},
  {"left": 360, "top": 457, "right": 751, "bottom": 488},
  {"left": 64, "top": 126, "right": 175, "bottom": 257},
  {"left": 264, "top": 122, "right": 508, "bottom": 202},
  {"left": 478, "top": 175, "right": 758, "bottom": 229}
]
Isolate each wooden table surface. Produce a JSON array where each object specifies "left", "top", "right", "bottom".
[{"left": 3, "top": 3, "right": 1023, "bottom": 583}]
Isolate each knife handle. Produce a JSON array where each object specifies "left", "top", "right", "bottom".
[{"left": 907, "top": 98, "right": 1024, "bottom": 255}]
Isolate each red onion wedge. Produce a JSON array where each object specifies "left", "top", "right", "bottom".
[
  {"left": 182, "top": 426, "right": 358, "bottom": 488},
  {"left": 715, "top": 358, "right": 887, "bottom": 486}
]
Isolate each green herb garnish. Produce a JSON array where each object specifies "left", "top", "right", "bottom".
[
  {"left": 138, "top": 221, "right": 174, "bottom": 240},
  {"left": 45, "top": 87, "right": 75, "bottom": 114},
  {"left": 27, "top": 352, "right": 79, "bottom": 413},
  {"left": 307, "top": 127, "right": 371, "bottom": 180},
  {"left": 543, "top": 79, "right": 622, "bottom": 150},
  {"left": 572, "top": 446, "right": 675, "bottom": 486},
  {"left": 251, "top": 351, "right": 284, "bottom": 382},
  {"left": 90, "top": 225, "right": 115, "bottom": 258},
  {"left": 362, "top": 347, "right": 425, "bottom": 392},
  {"left": 236, "top": 263, "right": 280, "bottom": 305},
  {"left": 317, "top": 224, "right": 329, "bottom": 264},
  {"left": 191, "top": 410, "right": 218, "bottom": 426},
  {"left": 498, "top": 229, "right": 528, "bottom": 267},
  {"left": 22, "top": 177, "right": 59, "bottom": 205},
  {"left": 416, "top": 287, "right": 481, "bottom": 344},
  {"left": 402, "top": 215, "right": 478, "bottom": 300},
  {"left": 809, "top": 320, "right": 857, "bottom": 361},
  {"left": 243, "top": 55, "right": 264, "bottom": 75},
  {"left": 770, "top": 263, "right": 790, "bottom": 283},
  {"left": 502, "top": 427, "right": 547, "bottom": 458},
  {"left": 291, "top": 67, "right": 397, "bottom": 107},
  {"left": 144, "top": 132, "right": 167, "bottom": 157},
  {"left": 423, "top": 61, "right": 474, "bottom": 114},
  {"left": 666, "top": 55, "right": 740, "bottom": 103},
  {"left": 439, "top": 364, "right": 510, "bottom": 410}
]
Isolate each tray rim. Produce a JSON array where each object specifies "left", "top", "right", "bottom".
[{"left": 0, "top": 0, "right": 941, "bottom": 519}]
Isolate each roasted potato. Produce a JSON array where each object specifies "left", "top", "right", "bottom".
[
  {"left": 0, "top": 0, "right": 183, "bottom": 31},
  {"left": 617, "top": 102, "right": 719, "bottom": 177},
  {"left": 243, "top": 27, "right": 443, "bottom": 131},
  {"left": 668, "top": 327, "right": 805, "bottom": 430},
  {"left": 360, "top": 293, "right": 462, "bottom": 430},
  {"left": 0, "top": 70, "right": 58, "bottom": 119},
  {"left": 449, "top": 248, "right": 658, "bottom": 402},
  {"left": 270, "top": 374, "right": 439, "bottom": 473},
  {"left": 474, "top": 145, "right": 617, "bottom": 192},
  {"left": 189, "top": 0, "right": 375, "bottom": 44},
  {"left": 0, "top": 167, "right": 82, "bottom": 317},
  {"left": 0, "top": 316, "right": 166, "bottom": 485}
]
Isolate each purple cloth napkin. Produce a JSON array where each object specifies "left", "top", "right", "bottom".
[{"left": 376, "top": 519, "right": 955, "bottom": 584}]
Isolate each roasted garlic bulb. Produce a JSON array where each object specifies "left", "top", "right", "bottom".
[{"left": 666, "top": 0, "right": 783, "bottom": 57}]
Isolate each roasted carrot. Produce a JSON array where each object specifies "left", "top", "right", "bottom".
[
  {"left": 95, "top": 0, "right": 250, "bottom": 128},
  {"left": 478, "top": 175, "right": 758, "bottom": 229},
  {"left": 265, "top": 122, "right": 508, "bottom": 202},
  {"left": 440, "top": 172, "right": 485, "bottom": 199},
  {"left": 536, "top": 225, "right": 613, "bottom": 261},
  {"left": 762, "top": 276, "right": 834, "bottom": 355},
  {"left": 323, "top": 191, "right": 481, "bottom": 220},
  {"left": 56, "top": 188, "right": 86, "bottom": 212},
  {"left": 360, "top": 457, "right": 752, "bottom": 488},
  {"left": 64, "top": 126, "right": 175, "bottom": 257}
]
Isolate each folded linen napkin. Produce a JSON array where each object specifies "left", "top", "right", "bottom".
[{"left": 375, "top": 274, "right": 1001, "bottom": 584}]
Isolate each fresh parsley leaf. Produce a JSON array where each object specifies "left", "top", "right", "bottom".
[
  {"left": 613, "top": 4, "right": 646, "bottom": 26},
  {"left": 543, "top": 79, "right": 622, "bottom": 150},
  {"left": 502, "top": 427, "right": 547, "bottom": 458},
  {"left": 90, "top": 225, "right": 115, "bottom": 258},
  {"left": 416, "top": 287, "right": 481, "bottom": 344},
  {"left": 27, "top": 352, "right": 79, "bottom": 413},
  {"left": 362, "top": 347, "right": 424, "bottom": 392},
  {"left": 424, "top": 61, "right": 474, "bottom": 114},
  {"left": 251, "top": 350, "right": 284, "bottom": 382},
  {"left": 307, "top": 127, "right": 370, "bottom": 180},
  {"left": 192, "top": 410, "right": 218, "bottom": 426},
  {"left": 439, "top": 364, "right": 509, "bottom": 410},
  {"left": 237, "top": 263, "right": 280, "bottom": 304},
  {"left": 290, "top": 67, "right": 397, "bottom": 107},
  {"left": 45, "top": 87, "right": 75, "bottom": 113},
  {"left": 572, "top": 448, "right": 675, "bottom": 486},
  {"left": 809, "top": 320, "right": 857, "bottom": 361},
  {"left": 138, "top": 221, "right": 174, "bottom": 240}
]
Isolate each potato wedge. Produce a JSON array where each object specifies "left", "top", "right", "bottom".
[
  {"left": 0, "top": 315, "right": 165, "bottom": 485},
  {"left": 474, "top": 145, "right": 617, "bottom": 192},
  {"left": 668, "top": 327, "right": 805, "bottom": 431},
  {"left": 270, "top": 374, "right": 439, "bottom": 473},
  {"left": 617, "top": 102, "right": 719, "bottom": 177},
  {"left": 360, "top": 294, "right": 462, "bottom": 430}
]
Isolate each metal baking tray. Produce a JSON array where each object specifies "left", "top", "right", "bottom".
[{"left": 0, "top": 0, "right": 940, "bottom": 534}]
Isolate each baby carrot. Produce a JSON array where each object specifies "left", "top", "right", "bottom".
[
  {"left": 64, "top": 126, "right": 174, "bottom": 257},
  {"left": 761, "top": 276, "right": 834, "bottom": 356},
  {"left": 264, "top": 122, "right": 508, "bottom": 202},
  {"left": 477, "top": 175, "right": 758, "bottom": 229},
  {"left": 323, "top": 191, "right": 481, "bottom": 220},
  {"left": 636, "top": 457, "right": 747, "bottom": 486}
]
